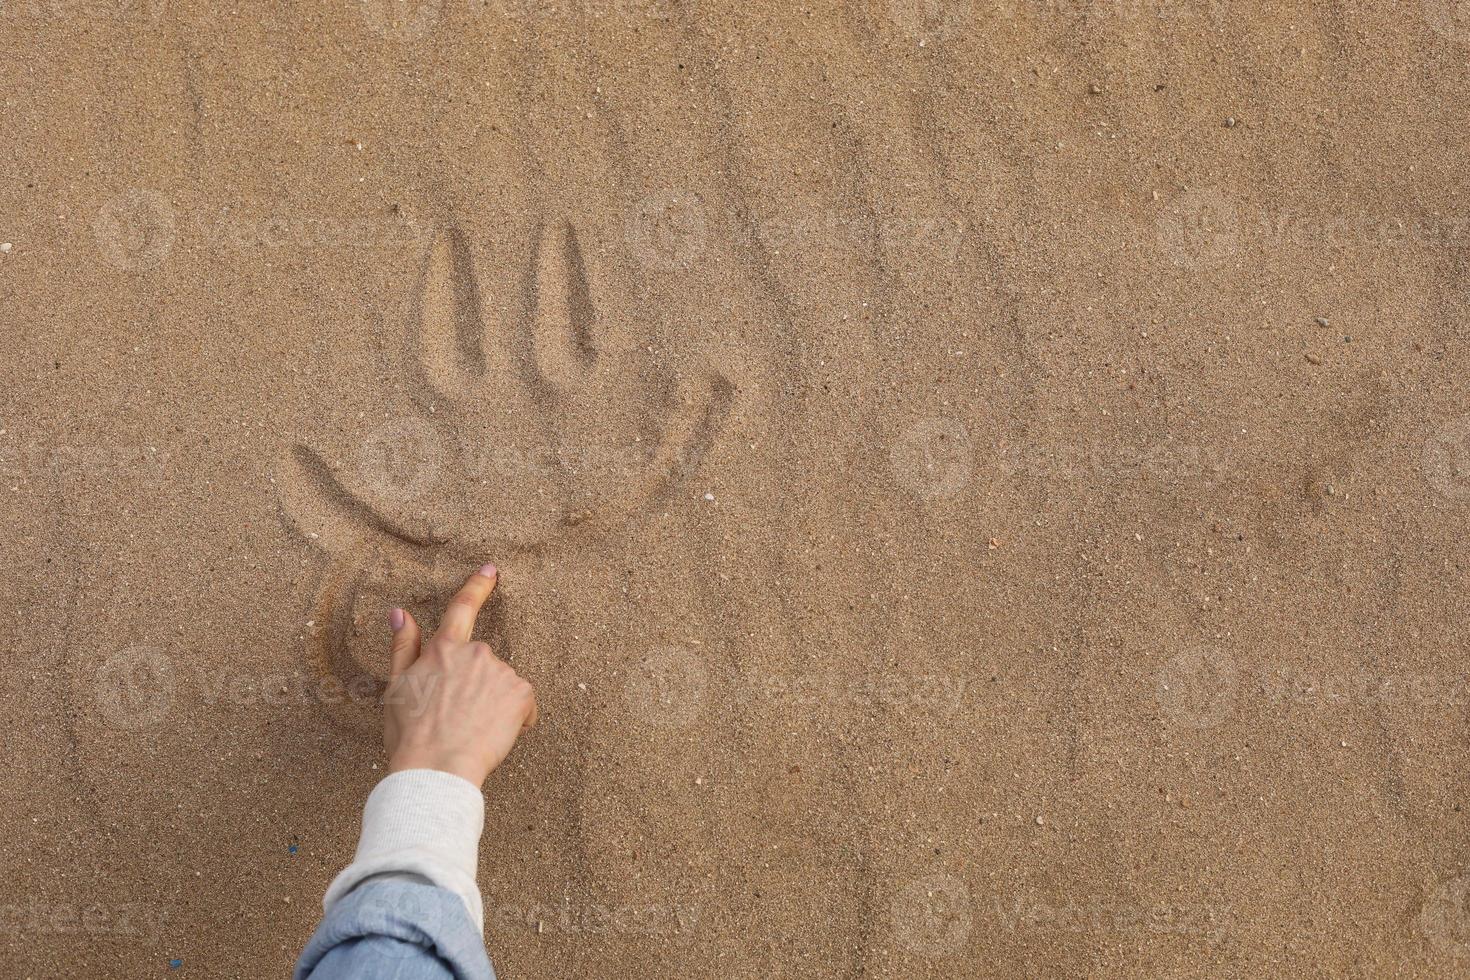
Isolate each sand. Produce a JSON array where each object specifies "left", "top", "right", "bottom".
[{"left": 5, "top": 0, "right": 1470, "bottom": 976}]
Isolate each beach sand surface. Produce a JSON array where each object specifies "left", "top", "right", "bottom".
[{"left": 4, "top": 0, "right": 1470, "bottom": 976}]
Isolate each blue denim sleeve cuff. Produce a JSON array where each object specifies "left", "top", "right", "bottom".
[
  {"left": 295, "top": 878, "right": 495, "bottom": 980},
  {"left": 323, "top": 769, "right": 486, "bottom": 930}
]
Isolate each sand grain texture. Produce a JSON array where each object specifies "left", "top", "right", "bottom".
[{"left": 4, "top": 0, "right": 1470, "bottom": 976}]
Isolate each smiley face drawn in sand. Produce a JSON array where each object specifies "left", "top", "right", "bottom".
[{"left": 275, "top": 220, "right": 733, "bottom": 738}]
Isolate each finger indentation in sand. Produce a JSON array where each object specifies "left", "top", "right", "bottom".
[
  {"left": 416, "top": 224, "right": 490, "bottom": 394},
  {"left": 272, "top": 217, "right": 738, "bottom": 738},
  {"left": 530, "top": 221, "right": 599, "bottom": 389},
  {"left": 283, "top": 442, "right": 446, "bottom": 550}
]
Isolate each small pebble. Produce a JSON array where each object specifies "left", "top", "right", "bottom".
[
  {"left": 1088, "top": 82, "right": 1102, "bottom": 95},
  {"left": 1305, "top": 353, "right": 1322, "bottom": 365},
  {"left": 1314, "top": 316, "right": 1330, "bottom": 328},
  {"left": 1034, "top": 815, "right": 1044, "bottom": 825},
  {"left": 0, "top": 243, "right": 11, "bottom": 253},
  {"left": 702, "top": 492, "right": 715, "bottom": 502},
  {"left": 576, "top": 682, "right": 587, "bottom": 691},
  {"left": 1224, "top": 116, "right": 1239, "bottom": 128}
]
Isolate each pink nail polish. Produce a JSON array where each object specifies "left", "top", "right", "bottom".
[
  {"left": 479, "top": 563, "right": 498, "bottom": 579},
  {"left": 389, "top": 608, "right": 405, "bottom": 631}
]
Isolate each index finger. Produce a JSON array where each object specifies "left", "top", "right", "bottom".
[{"left": 437, "top": 563, "right": 499, "bottom": 643}]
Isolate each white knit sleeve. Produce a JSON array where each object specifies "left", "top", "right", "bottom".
[{"left": 321, "top": 769, "right": 486, "bottom": 931}]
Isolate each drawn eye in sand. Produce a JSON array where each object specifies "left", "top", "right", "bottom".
[{"left": 275, "top": 220, "right": 733, "bottom": 737}]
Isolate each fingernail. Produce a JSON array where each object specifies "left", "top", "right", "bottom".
[
  {"left": 389, "top": 608, "right": 405, "bottom": 631},
  {"left": 479, "top": 563, "right": 498, "bottom": 579}
]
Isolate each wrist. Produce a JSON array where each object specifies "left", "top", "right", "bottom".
[{"left": 388, "top": 750, "right": 488, "bottom": 787}]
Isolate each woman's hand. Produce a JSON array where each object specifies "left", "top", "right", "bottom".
[{"left": 382, "top": 564, "right": 538, "bottom": 786}]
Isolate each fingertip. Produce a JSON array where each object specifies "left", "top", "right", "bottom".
[
  {"left": 389, "top": 607, "right": 406, "bottom": 631},
  {"left": 478, "top": 563, "right": 498, "bottom": 580}
]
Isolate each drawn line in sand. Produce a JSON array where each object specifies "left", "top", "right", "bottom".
[{"left": 275, "top": 216, "right": 734, "bottom": 738}]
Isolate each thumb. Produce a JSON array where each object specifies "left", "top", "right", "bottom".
[{"left": 389, "top": 607, "right": 422, "bottom": 677}]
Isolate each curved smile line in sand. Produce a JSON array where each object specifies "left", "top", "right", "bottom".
[{"left": 273, "top": 218, "right": 733, "bottom": 736}]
